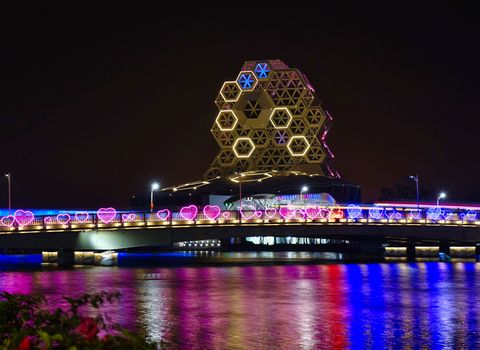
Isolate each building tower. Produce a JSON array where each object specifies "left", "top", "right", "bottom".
[{"left": 204, "top": 59, "right": 339, "bottom": 179}]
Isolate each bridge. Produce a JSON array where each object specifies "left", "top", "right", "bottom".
[
  {"left": 2, "top": 60, "right": 479, "bottom": 261},
  {"left": 1, "top": 204, "right": 479, "bottom": 256}
]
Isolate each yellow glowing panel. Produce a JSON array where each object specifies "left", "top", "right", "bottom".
[
  {"left": 287, "top": 135, "right": 310, "bottom": 156},
  {"left": 269, "top": 107, "right": 293, "bottom": 129},
  {"left": 229, "top": 170, "right": 273, "bottom": 183},
  {"left": 215, "top": 110, "right": 238, "bottom": 131},
  {"left": 232, "top": 137, "right": 255, "bottom": 158},
  {"left": 219, "top": 81, "right": 242, "bottom": 102}
]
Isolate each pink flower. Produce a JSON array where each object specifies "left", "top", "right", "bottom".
[
  {"left": 17, "top": 336, "right": 33, "bottom": 350},
  {"left": 75, "top": 317, "right": 99, "bottom": 341}
]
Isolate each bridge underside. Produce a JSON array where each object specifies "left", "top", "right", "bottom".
[{"left": 0, "top": 223, "right": 478, "bottom": 251}]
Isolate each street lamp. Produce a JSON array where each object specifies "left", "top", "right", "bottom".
[
  {"left": 150, "top": 182, "right": 160, "bottom": 212},
  {"left": 300, "top": 185, "right": 308, "bottom": 205},
  {"left": 436, "top": 192, "right": 446, "bottom": 207},
  {"left": 409, "top": 174, "right": 419, "bottom": 210},
  {"left": 4, "top": 173, "right": 11, "bottom": 213}
]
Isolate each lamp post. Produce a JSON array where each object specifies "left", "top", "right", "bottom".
[
  {"left": 300, "top": 185, "right": 308, "bottom": 206},
  {"left": 4, "top": 173, "right": 11, "bottom": 213},
  {"left": 238, "top": 175, "right": 243, "bottom": 211},
  {"left": 409, "top": 174, "right": 419, "bottom": 210},
  {"left": 150, "top": 183, "right": 160, "bottom": 212},
  {"left": 436, "top": 192, "right": 446, "bottom": 207}
]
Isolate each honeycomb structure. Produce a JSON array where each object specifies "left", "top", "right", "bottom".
[{"left": 205, "top": 60, "right": 338, "bottom": 179}]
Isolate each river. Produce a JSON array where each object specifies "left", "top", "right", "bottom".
[{"left": 0, "top": 252, "right": 479, "bottom": 349}]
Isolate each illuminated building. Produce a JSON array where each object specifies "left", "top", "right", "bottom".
[
  {"left": 206, "top": 59, "right": 337, "bottom": 178},
  {"left": 135, "top": 60, "right": 360, "bottom": 209}
]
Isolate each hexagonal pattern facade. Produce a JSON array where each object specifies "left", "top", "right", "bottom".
[{"left": 205, "top": 60, "right": 338, "bottom": 179}]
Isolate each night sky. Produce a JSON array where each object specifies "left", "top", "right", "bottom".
[{"left": 0, "top": 3, "right": 478, "bottom": 208}]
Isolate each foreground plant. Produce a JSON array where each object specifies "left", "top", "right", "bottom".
[{"left": 0, "top": 291, "right": 156, "bottom": 349}]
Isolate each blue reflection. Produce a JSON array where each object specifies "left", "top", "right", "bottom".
[
  {"left": 0, "top": 254, "right": 42, "bottom": 269},
  {"left": 118, "top": 251, "right": 197, "bottom": 266}
]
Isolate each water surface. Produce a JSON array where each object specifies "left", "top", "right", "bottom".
[{"left": 0, "top": 254, "right": 479, "bottom": 349}]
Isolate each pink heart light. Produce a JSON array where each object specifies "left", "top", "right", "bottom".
[
  {"left": 305, "top": 206, "right": 320, "bottom": 219},
  {"left": 279, "top": 206, "right": 295, "bottom": 220},
  {"left": 122, "top": 213, "right": 136, "bottom": 222},
  {"left": 44, "top": 216, "right": 52, "bottom": 224},
  {"left": 180, "top": 205, "right": 197, "bottom": 221},
  {"left": 222, "top": 211, "right": 231, "bottom": 219},
  {"left": 203, "top": 205, "right": 221, "bottom": 220},
  {"left": 75, "top": 212, "right": 89, "bottom": 223},
  {"left": 240, "top": 205, "right": 257, "bottom": 220},
  {"left": 97, "top": 207, "right": 117, "bottom": 224},
  {"left": 264, "top": 207, "right": 277, "bottom": 219},
  {"left": 14, "top": 210, "right": 35, "bottom": 227},
  {"left": 156, "top": 209, "right": 171, "bottom": 221},
  {"left": 319, "top": 208, "right": 331, "bottom": 219},
  {"left": 1, "top": 215, "right": 15, "bottom": 227},
  {"left": 56, "top": 214, "right": 71, "bottom": 225},
  {"left": 255, "top": 210, "right": 263, "bottom": 218},
  {"left": 295, "top": 209, "right": 306, "bottom": 220}
]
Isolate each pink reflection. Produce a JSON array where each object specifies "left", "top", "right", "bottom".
[{"left": 0, "top": 262, "right": 353, "bottom": 348}]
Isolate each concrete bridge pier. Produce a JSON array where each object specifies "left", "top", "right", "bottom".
[
  {"left": 439, "top": 243, "right": 450, "bottom": 259},
  {"left": 406, "top": 240, "right": 416, "bottom": 258},
  {"left": 57, "top": 249, "right": 75, "bottom": 266}
]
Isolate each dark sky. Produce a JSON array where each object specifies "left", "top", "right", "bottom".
[{"left": 0, "top": 3, "right": 478, "bottom": 208}]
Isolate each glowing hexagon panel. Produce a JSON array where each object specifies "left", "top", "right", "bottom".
[
  {"left": 205, "top": 60, "right": 337, "bottom": 179},
  {"left": 220, "top": 81, "right": 241, "bottom": 102},
  {"left": 215, "top": 110, "right": 238, "bottom": 131},
  {"left": 236, "top": 71, "right": 257, "bottom": 91},
  {"left": 233, "top": 137, "right": 255, "bottom": 158},
  {"left": 269, "top": 107, "right": 293, "bottom": 129}
]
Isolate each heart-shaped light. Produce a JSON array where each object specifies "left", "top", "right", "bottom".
[
  {"left": 222, "top": 211, "right": 231, "bottom": 219},
  {"left": 264, "top": 207, "right": 277, "bottom": 219},
  {"left": 240, "top": 205, "right": 257, "bottom": 220},
  {"left": 180, "top": 205, "right": 198, "bottom": 221},
  {"left": 122, "top": 213, "right": 136, "bottom": 222},
  {"left": 0, "top": 215, "right": 15, "bottom": 227},
  {"left": 14, "top": 210, "right": 35, "bottom": 227},
  {"left": 319, "top": 208, "right": 331, "bottom": 219},
  {"left": 330, "top": 207, "right": 344, "bottom": 219},
  {"left": 426, "top": 207, "right": 441, "bottom": 221},
  {"left": 369, "top": 207, "right": 384, "bottom": 220},
  {"left": 75, "top": 212, "right": 89, "bottom": 223},
  {"left": 156, "top": 209, "right": 171, "bottom": 221},
  {"left": 279, "top": 206, "right": 295, "bottom": 219},
  {"left": 203, "top": 205, "right": 221, "bottom": 220},
  {"left": 305, "top": 206, "right": 320, "bottom": 219},
  {"left": 461, "top": 210, "right": 477, "bottom": 221},
  {"left": 255, "top": 210, "right": 263, "bottom": 218},
  {"left": 56, "top": 214, "right": 71, "bottom": 225},
  {"left": 97, "top": 207, "right": 117, "bottom": 224},
  {"left": 347, "top": 205, "right": 362, "bottom": 219},
  {"left": 44, "top": 216, "right": 52, "bottom": 224},
  {"left": 385, "top": 209, "right": 398, "bottom": 220}
]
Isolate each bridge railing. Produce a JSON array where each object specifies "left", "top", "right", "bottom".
[{"left": 0, "top": 204, "right": 479, "bottom": 233}]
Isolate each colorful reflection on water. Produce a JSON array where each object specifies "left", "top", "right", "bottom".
[{"left": 1, "top": 258, "right": 480, "bottom": 348}]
